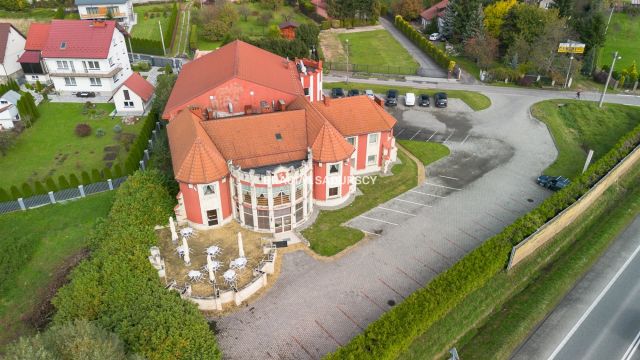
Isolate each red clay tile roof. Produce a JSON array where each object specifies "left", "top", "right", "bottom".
[
  {"left": 167, "top": 110, "right": 229, "bottom": 183},
  {"left": 420, "top": 0, "right": 449, "bottom": 21},
  {"left": 162, "top": 40, "right": 304, "bottom": 119},
  {"left": 18, "top": 50, "right": 41, "bottom": 64},
  {"left": 123, "top": 72, "right": 155, "bottom": 102},
  {"left": 25, "top": 23, "right": 50, "bottom": 51},
  {"left": 288, "top": 96, "right": 355, "bottom": 163},
  {"left": 312, "top": 95, "right": 397, "bottom": 136},
  {"left": 42, "top": 20, "right": 119, "bottom": 59},
  {"left": 279, "top": 21, "right": 299, "bottom": 29},
  {"left": 0, "top": 23, "right": 25, "bottom": 63},
  {"left": 201, "top": 110, "right": 309, "bottom": 169}
]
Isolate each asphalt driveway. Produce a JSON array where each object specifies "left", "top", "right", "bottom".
[{"left": 214, "top": 92, "right": 557, "bottom": 359}]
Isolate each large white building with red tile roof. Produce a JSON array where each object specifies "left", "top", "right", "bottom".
[
  {"left": 0, "top": 23, "right": 26, "bottom": 82},
  {"left": 165, "top": 40, "right": 398, "bottom": 232}
]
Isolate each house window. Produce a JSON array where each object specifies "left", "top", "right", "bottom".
[
  {"left": 113, "top": 74, "right": 120, "bottom": 83},
  {"left": 123, "top": 101, "right": 134, "bottom": 108},
  {"left": 329, "top": 163, "right": 340, "bottom": 174},
  {"left": 123, "top": 89, "right": 130, "bottom": 100},
  {"left": 346, "top": 137, "right": 356, "bottom": 146},
  {"left": 56, "top": 60, "right": 69, "bottom": 69},
  {"left": 328, "top": 187, "right": 339, "bottom": 197},
  {"left": 64, "top": 77, "right": 76, "bottom": 86},
  {"left": 107, "top": 6, "right": 119, "bottom": 15},
  {"left": 203, "top": 184, "right": 216, "bottom": 195},
  {"left": 304, "top": 88, "right": 310, "bottom": 95},
  {"left": 84, "top": 61, "right": 99, "bottom": 70},
  {"left": 89, "top": 77, "right": 102, "bottom": 86},
  {"left": 0, "top": 100, "right": 7, "bottom": 105},
  {"left": 86, "top": 6, "right": 98, "bottom": 14},
  {"left": 367, "top": 155, "right": 377, "bottom": 165},
  {"left": 108, "top": 57, "right": 114, "bottom": 66},
  {"left": 206, "top": 210, "right": 219, "bottom": 226},
  {"left": 369, "top": 133, "right": 379, "bottom": 144}
]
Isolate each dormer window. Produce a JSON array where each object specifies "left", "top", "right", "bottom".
[
  {"left": 60, "top": 41, "right": 66, "bottom": 49},
  {"left": 203, "top": 184, "right": 216, "bottom": 195}
]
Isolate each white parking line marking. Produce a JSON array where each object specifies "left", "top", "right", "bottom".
[
  {"left": 409, "top": 189, "right": 446, "bottom": 198},
  {"left": 461, "top": 134, "right": 470, "bottom": 145},
  {"left": 427, "top": 130, "right": 438, "bottom": 141},
  {"left": 396, "top": 128, "right": 406, "bottom": 137},
  {"left": 360, "top": 216, "right": 399, "bottom": 225},
  {"left": 393, "top": 198, "right": 432, "bottom": 207},
  {"left": 439, "top": 175, "right": 459, "bottom": 181},
  {"left": 377, "top": 206, "right": 416, "bottom": 216},
  {"left": 361, "top": 230, "right": 381, "bottom": 236},
  {"left": 424, "top": 182, "right": 462, "bottom": 191},
  {"left": 410, "top": 129, "right": 421, "bottom": 140},
  {"left": 443, "top": 130, "right": 456, "bottom": 144}
]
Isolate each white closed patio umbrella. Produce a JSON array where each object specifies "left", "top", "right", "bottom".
[
  {"left": 237, "top": 232, "right": 245, "bottom": 258},
  {"left": 206, "top": 254, "right": 215, "bottom": 282},
  {"left": 169, "top": 216, "right": 178, "bottom": 243},
  {"left": 182, "top": 237, "right": 190, "bottom": 265}
]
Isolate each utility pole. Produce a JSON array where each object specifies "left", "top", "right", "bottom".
[
  {"left": 605, "top": 6, "right": 614, "bottom": 35},
  {"left": 345, "top": 39, "right": 350, "bottom": 83},
  {"left": 599, "top": 51, "right": 620, "bottom": 108},
  {"left": 158, "top": 21, "right": 166, "bottom": 56},
  {"left": 564, "top": 54, "right": 574, "bottom": 89}
]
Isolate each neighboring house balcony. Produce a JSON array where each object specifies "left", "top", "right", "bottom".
[
  {"left": 80, "top": 11, "right": 126, "bottom": 19},
  {"left": 49, "top": 66, "right": 122, "bottom": 78}
]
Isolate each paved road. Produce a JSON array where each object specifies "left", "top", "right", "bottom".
[
  {"left": 215, "top": 90, "right": 557, "bottom": 359},
  {"left": 513, "top": 216, "right": 640, "bottom": 360},
  {"left": 325, "top": 74, "right": 640, "bottom": 107},
  {"left": 379, "top": 17, "right": 448, "bottom": 78}
]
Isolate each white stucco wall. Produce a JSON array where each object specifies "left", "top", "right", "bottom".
[
  {"left": 0, "top": 27, "right": 26, "bottom": 78},
  {"left": 77, "top": 1, "right": 134, "bottom": 27},
  {"left": 113, "top": 84, "right": 145, "bottom": 114}
]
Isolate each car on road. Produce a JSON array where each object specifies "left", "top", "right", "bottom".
[
  {"left": 429, "top": 33, "right": 441, "bottom": 41},
  {"left": 75, "top": 91, "right": 96, "bottom": 98},
  {"left": 536, "top": 175, "right": 571, "bottom": 191},
  {"left": 419, "top": 94, "right": 430, "bottom": 107},
  {"left": 434, "top": 92, "right": 448, "bottom": 107},
  {"left": 365, "top": 89, "right": 374, "bottom": 100},
  {"left": 385, "top": 89, "right": 398, "bottom": 106},
  {"left": 405, "top": 92, "right": 416, "bottom": 106},
  {"left": 348, "top": 89, "right": 360, "bottom": 97},
  {"left": 331, "top": 88, "right": 345, "bottom": 98}
]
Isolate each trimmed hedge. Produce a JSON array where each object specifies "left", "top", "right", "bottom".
[
  {"left": 394, "top": 15, "right": 454, "bottom": 72},
  {"left": 326, "top": 119, "right": 640, "bottom": 359},
  {"left": 52, "top": 170, "right": 221, "bottom": 359},
  {"left": 130, "top": 37, "right": 165, "bottom": 56}
]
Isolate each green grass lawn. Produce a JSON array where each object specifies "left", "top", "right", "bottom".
[
  {"left": 326, "top": 81, "right": 492, "bottom": 111},
  {"left": 0, "top": 8, "right": 57, "bottom": 20},
  {"left": 302, "top": 142, "right": 449, "bottom": 256},
  {"left": 0, "top": 102, "right": 144, "bottom": 190},
  {"left": 399, "top": 163, "right": 640, "bottom": 360},
  {"left": 598, "top": 13, "right": 640, "bottom": 71},
  {"left": 192, "top": 2, "right": 312, "bottom": 50},
  {"left": 0, "top": 192, "right": 115, "bottom": 349},
  {"left": 335, "top": 30, "right": 420, "bottom": 75},
  {"left": 398, "top": 140, "right": 450, "bottom": 164},
  {"left": 131, "top": 4, "right": 173, "bottom": 41},
  {"left": 531, "top": 100, "right": 640, "bottom": 179}
]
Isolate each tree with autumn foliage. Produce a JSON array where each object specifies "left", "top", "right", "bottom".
[
  {"left": 392, "top": 0, "right": 422, "bottom": 20},
  {"left": 483, "top": 0, "right": 516, "bottom": 38},
  {"left": 464, "top": 31, "right": 499, "bottom": 69}
]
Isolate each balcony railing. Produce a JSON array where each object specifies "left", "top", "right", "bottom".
[
  {"left": 49, "top": 66, "right": 122, "bottom": 78},
  {"left": 80, "top": 12, "right": 126, "bottom": 19}
]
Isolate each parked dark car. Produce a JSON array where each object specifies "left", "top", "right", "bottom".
[
  {"left": 385, "top": 89, "right": 398, "bottom": 106},
  {"left": 76, "top": 91, "right": 96, "bottom": 98},
  {"left": 347, "top": 89, "right": 360, "bottom": 96},
  {"left": 418, "top": 94, "right": 430, "bottom": 107},
  {"left": 434, "top": 92, "right": 447, "bottom": 107},
  {"left": 536, "top": 175, "right": 571, "bottom": 191},
  {"left": 331, "top": 88, "right": 345, "bottom": 98}
]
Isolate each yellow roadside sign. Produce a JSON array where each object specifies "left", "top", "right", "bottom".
[{"left": 558, "top": 42, "right": 586, "bottom": 54}]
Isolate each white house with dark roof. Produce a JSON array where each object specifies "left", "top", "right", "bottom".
[
  {"left": 0, "top": 23, "right": 26, "bottom": 83},
  {"left": 75, "top": 0, "right": 136, "bottom": 30},
  {"left": 0, "top": 90, "right": 22, "bottom": 130}
]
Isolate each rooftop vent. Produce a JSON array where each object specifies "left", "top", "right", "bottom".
[{"left": 275, "top": 133, "right": 282, "bottom": 141}]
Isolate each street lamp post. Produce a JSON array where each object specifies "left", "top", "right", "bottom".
[
  {"left": 564, "top": 54, "right": 574, "bottom": 89},
  {"left": 598, "top": 51, "right": 620, "bottom": 108},
  {"left": 345, "top": 39, "right": 349, "bottom": 83}
]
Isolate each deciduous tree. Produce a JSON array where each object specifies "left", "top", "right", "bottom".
[
  {"left": 464, "top": 32, "right": 499, "bottom": 68},
  {"left": 392, "top": 0, "right": 422, "bottom": 20},
  {"left": 483, "top": 0, "right": 516, "bottom": 37}
]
